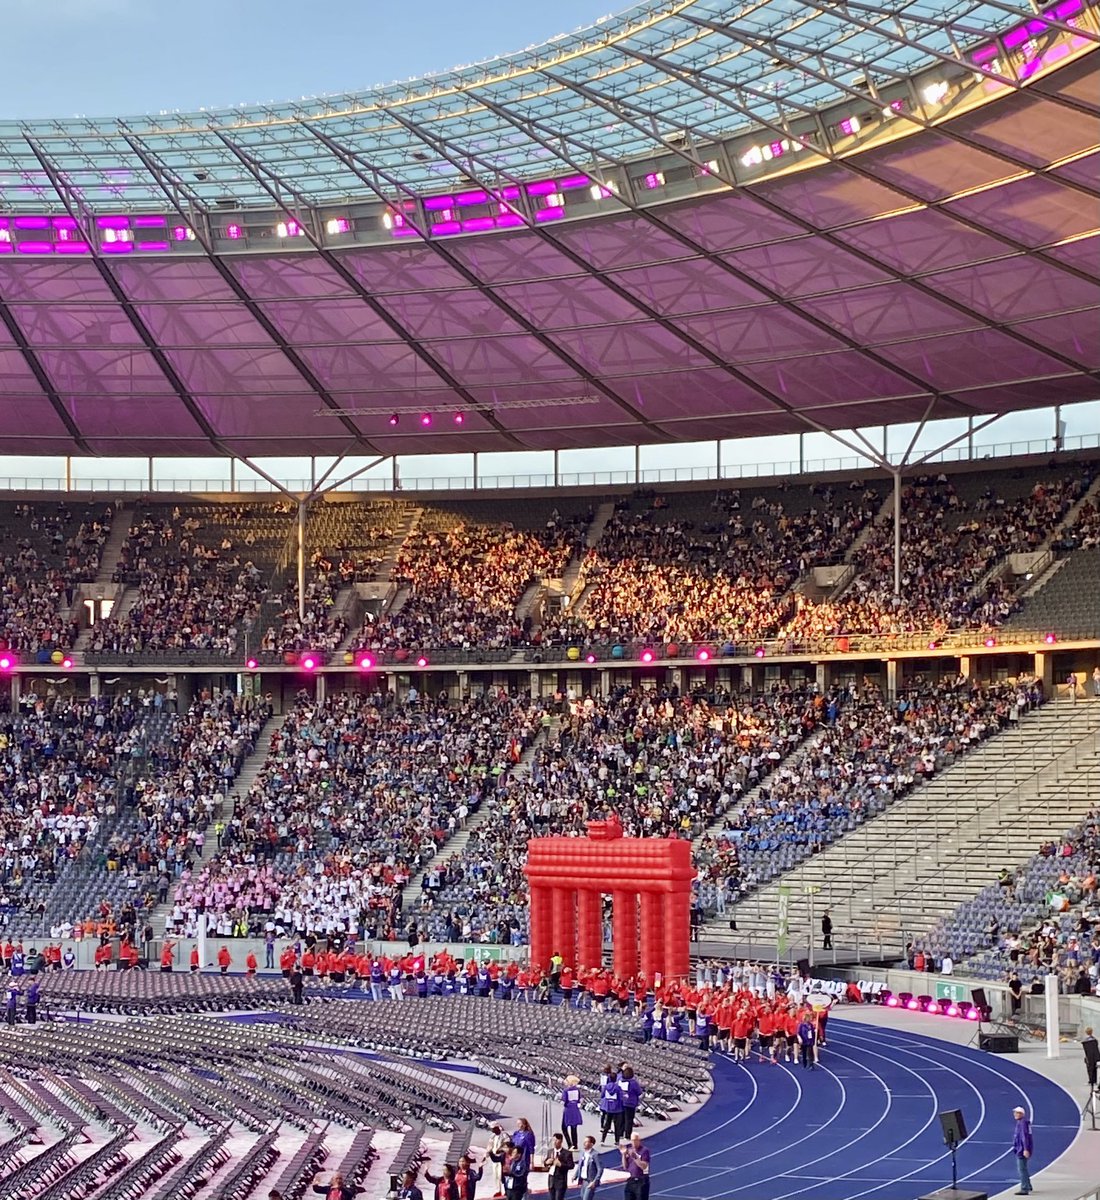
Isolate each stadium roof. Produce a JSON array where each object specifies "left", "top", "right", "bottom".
[{"left": 0, "top": 0, "right": 1097, "bottom": 459}]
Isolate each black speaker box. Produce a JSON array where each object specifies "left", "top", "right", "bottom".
[
  {"left": 796, "top": 958, "right": 810, "bottom": 977},
  {"left": 978, "top": 1032, "right": 1019, "bottom": 1054},
  {"left": 938, "top": 1108, "right": 968, "bottom": 1145},
  {"left": 970, "top": 987, "right": 988, "bottom": 1009}
]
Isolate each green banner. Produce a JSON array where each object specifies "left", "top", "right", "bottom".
[
  {"left": 777, "top": 885, "right": 791, "bottom": 955},
  {"left": 935, "top": 981, "right": 968, "bottom": 1002},
  {"left": 464, "top": 946, "right": 503, "bottom": 962}
]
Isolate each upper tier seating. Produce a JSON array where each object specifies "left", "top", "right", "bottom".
[{"left": 0, "top": 501, "right": 112, "bottom": 656}]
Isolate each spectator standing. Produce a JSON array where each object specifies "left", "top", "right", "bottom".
[
  {"left": 621, "top": 1133, "right": 651, "bottom": 1200},
  {"left": 1083, "top": 1027, "right": 1099, "bottom": 1093},
  {"left": 1092, "top": 666, "right": 1100, "bottom": 698},
  {"left": 573, "top": 1136, "right": 602, "bottom": 1200},
  {"left": 543, "top": 1133, "right": 574, "bottom": 1200},
  {"left": 1012, "top": 1105, "right": 1034, "bottom": 1195},
  {"left": 821, "top": 910, "right": 833, "bottom": 950},
  {"left": 397, "top": 1172, "right": 424, "bottom": 1200},
  {"left": 310, "top": 1173, "right": 362, "bottom": 1200},
  {"left": 561, "top": 1075, "right": 583, "bottom": 1150}
]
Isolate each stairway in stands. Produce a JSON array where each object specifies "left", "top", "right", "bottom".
[
  {"left": 70, "top": 503, "right": 133, "bottom": 652},
  {"left": 149, "top": 735, "right": 274, "bottom": 938},
  {"left": 398, "top": 713, "right": 560, "bottom": 917},
  {"left": 704, "top": 699, "right": 1100, "bottom": 956}
]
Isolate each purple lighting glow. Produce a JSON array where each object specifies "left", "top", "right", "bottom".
[
  {"left": 14, "top": 216, "right": 49, "bottom": 229},
  {"left": 96, "top": 215, "right": 130, "bottom": 229},
  {"left": 137, "top": 241, "right": 171, "bottom": 252},
  {"left": 55, "top": 242, "right": 91, "bottom": 255},
  {"left": 134, "top": 214, "right": 167, "bottom": 227},
  {"left": 225, "top": 224, "right": 244, "bottom": 240},
  {"left": 16, "top": 241, "right": 53, "bottom": 254}
]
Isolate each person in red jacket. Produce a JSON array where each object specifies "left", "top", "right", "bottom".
[
  {"left": 757, "top": 1005, "right": 777, "bottom": 1064},
  {"left": 190, "top": 945, "right": 200, "bottom": 973},
  {"left": 245, "top": 951, "right": 258, "bottom": 976},
  {"left": 279, "top": 947, "right": 297, "bottom": 976},
  {"left": 217, "top": 945, "right": 232, "bottom": 974},
  {"left": 301, "top": 948, "right": 316, "bottom": 977},
  {"left": 160, "top": 941, "right": 175, "bottom": 973},
  {"left": 94, "top": 942, "right": 112, "bottom": 971},
  {"left": 732, "top": 1005, "right": 755, "bottom": 1063}
]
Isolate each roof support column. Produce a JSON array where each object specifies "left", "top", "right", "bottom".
[
  {"left": 893, "top": 471, "right": 903, "bottom": 599},
  {"left": 298, "top": 498, "right": 308, "bottom": 624},
  {"left": 634, "top": 445, "right": 641, "bottom": 486}
]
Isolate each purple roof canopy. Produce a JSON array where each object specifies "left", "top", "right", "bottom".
[{"left": 0, "top": 5, "right": 1096, "bottom": 457}]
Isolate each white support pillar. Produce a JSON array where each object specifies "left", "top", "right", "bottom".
[
  {"left": 297, "top": 498, "right": 307, "bottom": 622},
  {"left": 886, "top": 659, "right": 899, "bottom": 698},
  {"left": 1044, "top": 972, "right": 1060, "bottom": 1058},
  {"left": 634, "top": 445, "right": 641, "bottom": 485},
  {"left": 89, "top": 673, "right": 101, "bottom": 699},
  {"left": 315, "top": 672, "right": 326, "bottom": 705},
  {"left": 65, "top": 456, "right": 72, "bottom": 491},
  {"left": 147, "top": 457, "right": 154, "bottom": 491},
  {"left": 229, "top": 457, "right": 236, "bottom": 492},
  {"left": 553, "top": 449, "right": 560, "bottom": 488},
  {"left": 799, "top": 433, "right": 805, "bottom": 475},
  {"left": 530, "top": 671, "right": 540, "bottom": 700},
  {"left": 893, "top": 472, "right": 902, "bottom": 597},
  {"left": 472, "top": 452, "right": 478, "bottom": 490}
]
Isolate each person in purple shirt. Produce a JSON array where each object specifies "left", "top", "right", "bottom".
[
  {"left": 1012, "top": 1105, "right": 1034, "bottom": 1195},
  {"left": 561, "top": 1075, "right": 583, "bottom": 1150},
  {"left": 618, "top": 1066, "right": 643, "bottom": 1139},
  {"left": 511, "top": 1118, "right": 537, "bottom": 1171},
  {"left": 621, "top": 1133, "right": 651, "bottom": 1200}
]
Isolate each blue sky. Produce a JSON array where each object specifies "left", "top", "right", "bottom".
[{"left": 3, "top": 0, "right": 614, "bottom": 118}]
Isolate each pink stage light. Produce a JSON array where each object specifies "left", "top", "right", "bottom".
[
  {"left": 984, "top": 637, "right": 996, "bottom": 648},
  {"left": 1044, "top": 633, "right": 1056, "bottom": 644},
  {"left": 357, "top": 653, "right": 375, "bottom": 672},
  {"left": 640, "top": 649, "right": 655, "bottom": 664},
  {"left": 453, "top": 412, "right": 464, "bottom": 425},
  {"left": 926, "top": 1001, "right": 940, "bottom": 1015},
  {"left": 388, "top": 413, "right": 399, "bottom": 426},
  {"left": 61, "top": 656, "right": 74, "bottom": 669},
  {"left": 0, "top": 654, "right": 15, "bottom": 671},
  {"left": 245, "top": 657, "right": 258, "bottom": 670},
  {"left": 696, "top": 647, "right": 711, "bottom": 662},
  {"left": 906, "top": 999, "right": 919, "bottom": 1010},
  {"left": 946, "top": 1004, "right": 959, "bottom": 1017},
  {"left": 585, "top": 653, "right": 596, "bottom": 664},
  {"left": 754, "top": 646, "right": 766, "bottom": 658},
  {"left": 420, "top": 413, "right": 432, "bottom": 427},
  {"left": 416, "top": 655, "right": 429, "bottom": 668},
  {"left": 965, "top": 1007, "right": 980, "bottom": 1021},
  {"left": 885, "top": 996, "right": 900, "bottom": 1008},
  {"left": 300, "top": 654, "right": 318, "bottom": 672}
]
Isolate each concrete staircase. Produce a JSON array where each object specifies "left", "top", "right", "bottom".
[
  {"left": 695, "top": 725, "right": 832, "bottom": 851},
  {"left": 705, "top": 699, "right": 1100, "bottom": 956},
  {"left": 827, "top": 488, "right": 894, "bottom": 602},
  {"left": 584, "top": 501, "right": 616, "bottom": 549},
  {"left": 149, "top": 738, "right": 273, "bottom": 937},
  {"left": 399, "top": 714, "right": 560, "bottom": 916},
  {"left": 95, "top": 504, "right": 135, "bottom": 582}
]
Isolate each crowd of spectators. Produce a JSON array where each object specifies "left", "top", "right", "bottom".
[
  {"left": 410, "top": 676, "right": 1042, "bottom": 944},
  {"left": 96, "top": 691, "right": 270, "bottom": 896},
  {"left": 932, "top": 808, "right": 1099, "bottom": 994},
  {"left": 0, "top": 692, "right": 143, "bottom": 920},
  {"left": 0, "top": 502, "right": 112, "bottom": 655},
  {"left": 164, "top": 689, "right": 547, "bottom": 939},
  {"left": 777, "top": 469, "right": 1093, "bottom": 643},
  {"left": 92, "top": 506, "right": 275, "bottom": 655},
  {"left": 357, "top": 509, "right": 589, "bottom": 653},
  {"left": 413, "top": 683, "right": 827, "bottom": 943},
  {"left": 538, "top": 482, "right": 881, "bottom": 648}
]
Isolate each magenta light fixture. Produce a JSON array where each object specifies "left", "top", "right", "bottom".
[
  {"left": 906, "top": 998, "right": 919, "bottom": 1011},
  {"left": 585, "top": 653, "right": 596, "bottom": 664},
  {"left": 640, "top": 649, "right": 655, "bottom": 664},
  {"left": 696, "top": 647, "right": 711, "bottom": 662},
  {"left": 388, "top": 413, "right": 399, "bottom": 427},
  {"left": 885, "top": 995, "right": 899, "bottom": 1008},
  {"left": 0, "top": 653, "right": 15, "bottom": 671},
  {"left": 300, "top": 654, "right": 318, "bottom": 671},
  {"left": 754, "top": 646, "right": 766, "bottom": 658},
  {"left": 453, "top": 412, "right": 464, "bottom": 425},
  {"left": 1044, "top": 633, "right": 1056, "bottom": 644},
  {"left": 416, "top": 655, "right": 429, "bottom": 668},
  {"left": 984, "top": 637, "right": 996, "bottom": 648},
  {"left": 357, "top": 653, "right": 375, "bottom": 671},
  {"left": 245, "top": 657, "right": 258, "bottom": 670},
  {"left": 420, "top": 413, "right": 432, "bottom": 427},
  {"left": 946, "top": 1004, "right": 959, "bottom": 1017}
]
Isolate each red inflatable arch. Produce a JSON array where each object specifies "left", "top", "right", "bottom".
[{"left": 525, "top": 814, "right": 694, "bottom": 983}]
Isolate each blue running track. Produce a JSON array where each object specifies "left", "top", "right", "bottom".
[{"left": 610, "top": 1018, "right": 1080, "bottom": 1200}]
